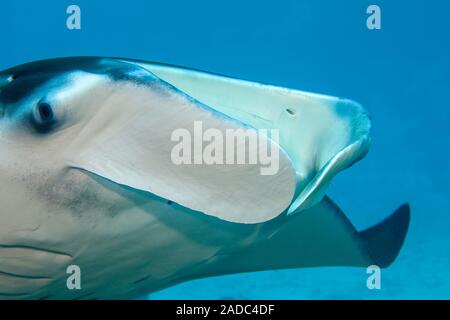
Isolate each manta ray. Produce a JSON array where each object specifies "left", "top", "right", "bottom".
[{"left": 0, "top": 57, "right": 409, "bottom": 299}]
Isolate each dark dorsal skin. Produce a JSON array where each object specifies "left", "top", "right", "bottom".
[{"left": 0, "top": 57, "right": 154, "bottom": 105}]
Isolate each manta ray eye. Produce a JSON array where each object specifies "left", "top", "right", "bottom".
[
  {"left": 32, "top": 101, "right": 57, "bottom": 131},
  {"left": 38, "top": 102, "right": 53, "bottom": 120}
]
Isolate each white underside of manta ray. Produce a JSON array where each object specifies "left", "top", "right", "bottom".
[{"left": 0, "top": 57, "right": 409, "bottom": 299}]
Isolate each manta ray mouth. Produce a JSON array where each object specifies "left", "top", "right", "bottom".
[
  {"left": 0, "top": 243, "right": 72, "bottom": 259},
  {"left": 0, "top": 244, "right": 72, "bottom": 299},
  {"left": 0, "top": 269, "right": 51, "bottom": 280},
  {"left": 0, "top": 271, "right": 51, "bottom": 298},
  {"left": 0, "top": 244, "right": 72, "bottom": 297}
]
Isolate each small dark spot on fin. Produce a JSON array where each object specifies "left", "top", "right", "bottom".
[{"left": 286, "top": 108, "right": 296, "bottom": 116}]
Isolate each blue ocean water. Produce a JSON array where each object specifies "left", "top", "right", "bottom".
[{"left": 0, "top": 0, "right": 448, "bottom": 299}]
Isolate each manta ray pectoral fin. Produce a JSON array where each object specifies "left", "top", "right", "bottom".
[
  {"left": 359, "top": 203, "right": 410, "bottom": 268},
  {"left": 190, "top": 197, "right": 410, "bottom": 279}
]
